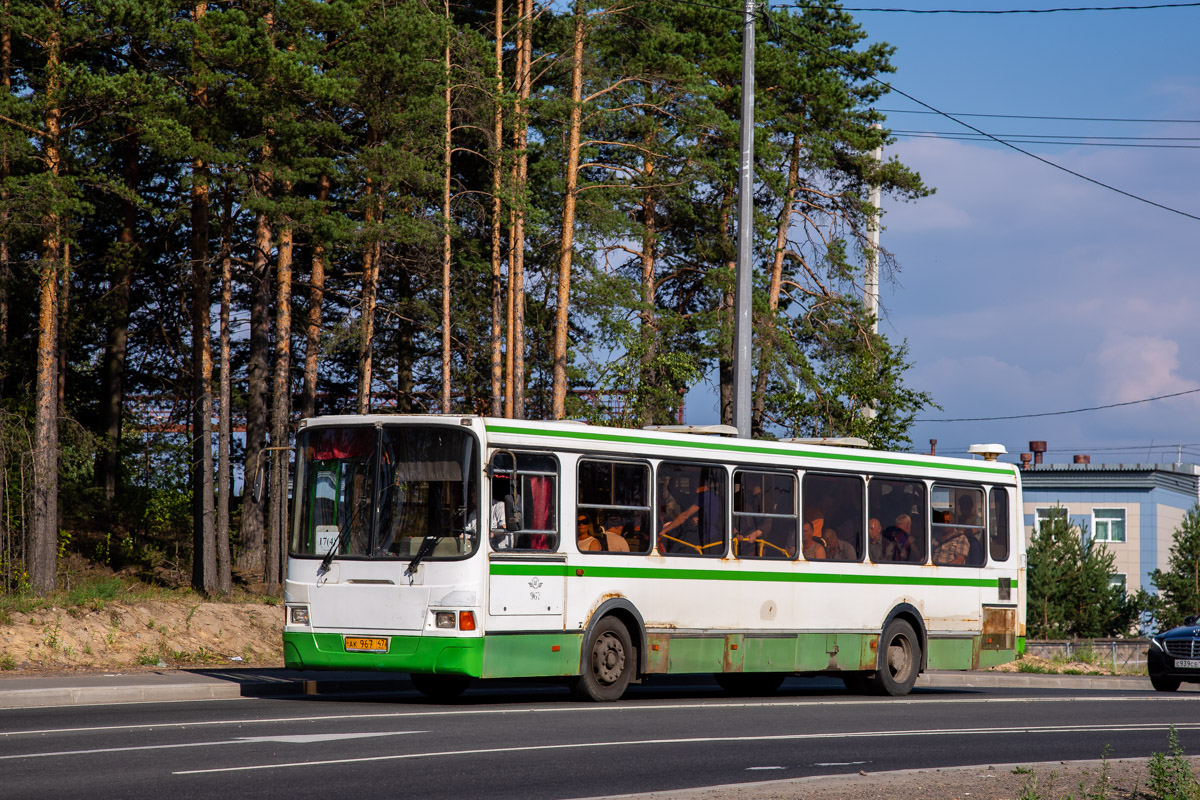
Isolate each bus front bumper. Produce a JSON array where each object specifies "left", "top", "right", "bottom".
[{"left": 283, "top": 631, "right": 485, "bottom": 677}]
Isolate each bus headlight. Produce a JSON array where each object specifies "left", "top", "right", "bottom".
[
  {"left": 289, "top": 606, "right": 310, "bottom": 625},
  {"left": 435, "top": 611, "right": 457, "bottom": 629}
]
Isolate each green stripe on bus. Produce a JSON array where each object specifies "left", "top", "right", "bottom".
[
  {"left": 489, "top": 562, "right": 1012, "bottom": 589},
  {"left": 484, "top": 423, "right": 1015, "bottom": 477}
]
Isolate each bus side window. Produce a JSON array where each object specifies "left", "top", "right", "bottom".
[
  {"left": 931, "top": 484, "right": 985, "bottom": 567},
  {"left": 656, "top": 462, "right": 726, "bottom": 558},
  {"left": 577, "top": 460, "right": 651, "bottom": 554},
  {"left": 802, "top": 473, "right": 864, "bottom": 561},
  {"left": 504, "top": 453, "right": 559, "bottom": 552},
  {"left": 733, "top": 470, "right": 797, "bottom": 560},
  {"left": 867, "top": 477, "right": 926, "bottom": 564},
  {"left": 989, "top": 487, "right": 1009, "bottom": 562}
]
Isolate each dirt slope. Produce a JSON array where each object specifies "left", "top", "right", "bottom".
[{"left": 1, "top": 600, "right": 284, "bottom": 671}]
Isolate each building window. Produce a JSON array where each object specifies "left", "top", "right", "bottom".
[
  {"left": 1035, "top": 507, "right": 1067, "bottom": 532},
  {"left": 1093, "top": 508, "right": 1126, "bottom": 542},
  {"left": 1110, "top": 573, "right": 1127, "bottom": 592}
]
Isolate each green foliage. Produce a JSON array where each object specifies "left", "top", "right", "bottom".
[
  {"left": 1027, "top": 510, "right": 1139, "bottom": 639},
  {"left": 1147, "top": 505, "right": 1200, "bottom": 631},
  {"left": 1147, "top": 727, "right": 1200, "bottom": 800}
]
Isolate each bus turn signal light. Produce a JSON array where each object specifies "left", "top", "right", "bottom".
[{"left": 459, "top": 611, "right": 477, "bottom": 631}]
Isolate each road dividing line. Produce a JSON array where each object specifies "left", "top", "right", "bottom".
[{"left": 173, "top": 721, "right": 1200, "bottom": 775}]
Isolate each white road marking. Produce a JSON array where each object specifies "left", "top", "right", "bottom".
[
  {"left": 0, "top": 730, "right": 425, "bottom": 761},
  {"left": 174, "top": 721, "right": 1200, "bottom": 775},
  {"left": 746, "top": 766, "right": 787, "bottom": 771},
  {"left": 6, "top": 694, "right": 1195, "bottom": 739},
  {"left": 813, "top": 760, "right": 868, "bottom": 766}
]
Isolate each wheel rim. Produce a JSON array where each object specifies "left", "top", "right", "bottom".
[
  {"left": 592, "top": 632, "right": 626, "bottom": 686},
  {"left": 886, "top": 633, "right": 913, "bottom": 681}
]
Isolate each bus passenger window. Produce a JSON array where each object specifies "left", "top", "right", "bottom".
[
  {"left": 733, "top": 471, "right": 797, "bottom": 559},
  {"left": 989, "top": 488, "right": 1009, "bottom": 562},
  {"left": 657, "top": 463, "right": 726, "bottom": 557},
  {"left": 802, "top": 474, "right": 863, "bottom": 561},
  {"left": 931, "top": 485, "right": 985, "bottom": 567},
  {"left": 495, "top": 452, "right": 559, "bottom": 552},
  {"left": 577, "top": 460, "right": 651, "bottom": 554},
  {"left": 867, "top": 478, "right": 926, "bottom": 564}
]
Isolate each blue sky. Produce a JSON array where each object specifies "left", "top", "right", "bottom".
[{"left": 695, "top": 1, "right": 1200, "bottom": 466}]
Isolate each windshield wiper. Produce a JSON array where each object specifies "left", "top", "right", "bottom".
[
  {"left": 405, "top": 535, "right": 444, "bottom": 579},
  {"left": 318, "top": 528, "right": 348, "bottom": 574}
]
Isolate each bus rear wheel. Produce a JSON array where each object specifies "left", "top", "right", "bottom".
[
  {"left": 572, "top": 617, "right": 634, "bottom": 702},
  {"left": 714, "top": 672, "right": 785, "bottom": 696},
  {"left": 411, "top": 674, "right": 471, "bottom": 701},
  {"left": 875, "top": 619, "right": 921, "bottom": 696}
]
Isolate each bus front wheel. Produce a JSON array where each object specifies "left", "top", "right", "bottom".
[
  {"left": 875, "top": 619, "right": 921, "bottom": 696},
  {"left": 572, "top": 616, "right": 635, "bottom": 702}
]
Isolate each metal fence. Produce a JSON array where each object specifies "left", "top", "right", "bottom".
[{"left": 1023, "top": 639, "right": 1148, "bottom": 673}]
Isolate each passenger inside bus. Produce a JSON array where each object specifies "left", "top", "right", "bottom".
[
  {"left": 801, "top": 521, "right": 827, "bottom": 560},
  {"left": 881, "top": 513, "right": 921, "bottom": 562}
]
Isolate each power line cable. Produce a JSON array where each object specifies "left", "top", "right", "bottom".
[
  {"left": 892, "top": 129, "right": 1200, "bottom": 141},
  {"left": 779, "top": 2, "right": 1200, "bottom": 13},
  {"left": 660, "top": 0, "right": 1200, "bottom": 220},
  {"left": 764, "top": 14, "right": 1200, "bottom": 221},
  {"left": 914, "top": 387, "right": 1200, "bottom": 422},
  {"left": 880, "top": 108, "right": 1200, "bottom": 124},
  {"left": 894, "top": 131, "right": 1200, "bottom": 149}
]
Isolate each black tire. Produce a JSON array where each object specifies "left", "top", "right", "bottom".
[
  {"left": 1151, "top": 674, "right": 1181, "bottom": 692},
  {"left": 571, "top": 616, "right": 635, "bottom": 702},
  {"left": 411, "top": 674, "right": 471, "bottom": 701},
  {"left": 841, "top": 672, "right": 875, "bottom": 694},
  {"left": 714, "top": 672, "right": 786, "bottom": 696},
  {"left": 875, "top": 618, "right": 921, "bottom": 696}
]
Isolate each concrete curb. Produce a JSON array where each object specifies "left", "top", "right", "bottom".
[{"left": 0, "top": 669, "right": 1160, "bottom": 710}]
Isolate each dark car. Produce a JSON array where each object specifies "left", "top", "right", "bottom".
[{"left": 1147, "top": 616, "right": 1200, "bottom": 691}]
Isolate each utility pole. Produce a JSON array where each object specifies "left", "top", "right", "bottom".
[
  {"left": 731, "top": 0, "right": 756, "bottom": 439},
  {"left": 862, "top": 124, "right": 882, "bottom": 421}
]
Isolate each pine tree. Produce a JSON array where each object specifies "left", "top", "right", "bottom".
[
  {"left": 1148, "top": 506, "right": 1200, "bottom": 630},
  {"left": 1027, "top": 511, "right": 1135, "bottom": 639}
]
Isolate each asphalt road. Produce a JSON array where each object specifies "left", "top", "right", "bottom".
[{"left": 3, "top": 677, "right": 1199, "bottom": 799}]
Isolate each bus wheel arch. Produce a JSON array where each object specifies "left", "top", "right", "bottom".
[
  {"left": 874, "top": 605, "right": 925, "bottom": 696},
  {"left": 880, "top": 603, "right": 927, "bottom": 672},
  {"left": 573, "top": 600, "right": 644, "bottom": 702}
]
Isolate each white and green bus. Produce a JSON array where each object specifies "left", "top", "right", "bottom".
[{"left": 284, "top": 415, "right": 1025, "bottom": 701}]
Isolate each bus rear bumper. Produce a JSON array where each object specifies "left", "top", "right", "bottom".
[{"left": 283, "top": 631, "right": 485, "bottom": 677}]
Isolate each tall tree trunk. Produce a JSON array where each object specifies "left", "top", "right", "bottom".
[
  {"left": 550, "top": 0, "right": 585, "bottom": 420},
  {"left": 190, "top": 149, "right": 216, "bottom": 594},
  {"left": 752, "top": 131, "right": 801, "bottom": 436},
  {"left": 638, "top": 160, "right": 659, "bottom": 427},
  {"left": 97, "top": 136, "right": 138, "bottom": 501},
  {"left": 238, "top": 154, "right": 272, "bottom": 576},
  {"left": 267, "top": 207, "right": 292, "bottom": 593},
  {"left": 57, "top": 239, "right": 70, "bottom": 417},
  {"left": 190, "top": 0, "right": 216, "bottom": 593},
  {"left": 717, "top": 191, "right": 735, "bottom": 427},
  {"left": 489, "top": 0, "right": 505, "bottom": 416},
  {"left": 300, "top": 173, "right": 328, "bottom": 421},
  {"left": 396, "top": 269, "right": 414, "bottom": 413},
  {"left": 31, "top": 2, "right": 63, "bottom": 594},
  {"left": 357, "top": 165, "right": 379, "bottom": 414},
  {"left": 0, "top": 0, "right": 9, "bottom": 405},
  {"left": 511, "top": 0, "right": 531, "bottom": 419},
  {"left": 441, "top": 3, "right": 453, "bottom": 414},
  {"left": 216, "top": 187, "right": 233, "bottom": 594}
]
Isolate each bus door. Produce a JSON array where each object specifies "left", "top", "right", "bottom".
[
  {"left": 929, "top": 484, "right": 987, "bottom": 654},
  {"left": 486, "top": 451, "right": 566, "bottom": 629}
]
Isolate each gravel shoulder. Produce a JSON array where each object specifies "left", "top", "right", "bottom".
[{"left": 595, "top": 757, "right": 1200, "bottom": 800}]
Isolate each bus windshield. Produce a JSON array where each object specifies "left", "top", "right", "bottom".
[{"left": 291, "top": 424, "right": 480, "bottom": 561}]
